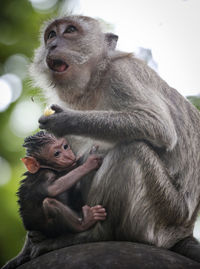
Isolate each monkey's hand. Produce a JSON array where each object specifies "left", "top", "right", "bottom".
[
  {"left": 81, "top": 205, "right": 106, "bottom": 230},
  {"left": 38, "top": 115, "right": 66, "bottom": 137},
  {"left": 44, "top": 104, "right": 64, "bottom": 116},
  {"left": 84, "top": 154, "right": 103, "bottom": 171},
  {"left": 38, "top": 104, "right": 75, "bottom": 137},
  {"left": 50, "top": 104, "right": 64, "bottom": 113}
]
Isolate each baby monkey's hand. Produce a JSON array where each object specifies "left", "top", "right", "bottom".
[
  {"left": 81, "top": 205, "right": 107, "bottom": 230},
  {"left": 84, "top": 154, "right": 103, "bottom": 171}
]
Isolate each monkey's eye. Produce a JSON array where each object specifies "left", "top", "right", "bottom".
[
  {"left": 64, "top": 25, "right": 77, "bottom": 34},
  {"left": 54, "top": 151, "right": 60, "bottom": 157},
  {"left": 64, "top": 144, "right": 68, "bottom": 150},
  {"left": 48, "top": 30, "right": 56, "bottom": 40}
]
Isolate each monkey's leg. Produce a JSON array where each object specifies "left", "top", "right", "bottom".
[
  {"left": 43, "top": 197, "right": 83, "bottom": 230},
  {"left": 29, "top": 199, "right": 104, "bottom": 258},
  {"left": 2, "top": 234, "right": 32, "bottom": 269},
  {"left": 43, "top": 198, "right": 105, "bottom": 232},
  {"left": 170, "top": 236, "right": 200, "bottom": 263},
  {"left": 43, "top": 197, "right": 105, "bottom": 232}
]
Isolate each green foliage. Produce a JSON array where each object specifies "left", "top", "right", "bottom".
[
  {"left": 187, "top": 96, "right": 200, "bottom": 111},
  {"left": 0, "top": 0, "right": 63, "bottom": 266}
]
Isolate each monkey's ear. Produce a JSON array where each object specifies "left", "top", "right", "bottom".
[
  {"left": 21, "top": 157, "right": 40, "bottom": 174},
  {"left": 105, "top": 33, "right": 118, "bottom": 50}
]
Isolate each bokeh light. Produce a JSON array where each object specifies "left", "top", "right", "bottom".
[
  {"left": 9, "top": 100, "right": 42, "bottom": 137},
  {"left": 29, "top": 0, "right": 58, "bottom": 11},
  {"left": 4, "top": 54, "right": 29, "bottom": 80},
  {"left": 0, "top": 79, "right": 12, "bottom": 112},
  {"left": 0, "top": 74, "right": 22, "bottom": 112},
  {"left": 2, "top": 74, "right": 22, "bottom": 103},
  {"left": 0, "top": 157, "right": 12, "bottom": 186}
]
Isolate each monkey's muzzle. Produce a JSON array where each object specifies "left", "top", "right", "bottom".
[{"left": 46, "top": 58, "right": 69, "bottom": 73}]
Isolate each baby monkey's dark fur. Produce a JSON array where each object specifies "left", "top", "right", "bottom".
[{"left": 18, "top": 131, "right": 106, "bottom": 237}]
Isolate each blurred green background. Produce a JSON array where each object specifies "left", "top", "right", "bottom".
[
  {"left": 0, "top": 0, "right": 200, "bottom": 267},
  {"left": 0, "top": 0, "right": 68, "bottom": 266}
]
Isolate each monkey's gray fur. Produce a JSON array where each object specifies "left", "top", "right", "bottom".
[
  {"left": 31, "top": 14, "right": 200, "bottom": 260},
  {"left": 4, "top": 15, "right": 200, "bottom": 268}
]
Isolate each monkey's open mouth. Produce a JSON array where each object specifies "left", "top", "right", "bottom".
[{"left": 46, "top": 58, "right": 69, "bottom": 73}]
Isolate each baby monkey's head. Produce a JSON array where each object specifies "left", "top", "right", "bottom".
[{"left": 22, "top": 131, "right": 76, "bottom": 173}]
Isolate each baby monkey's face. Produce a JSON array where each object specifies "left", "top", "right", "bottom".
[{"left": 42, "top": 138, "right": 76, "bottom": 170}]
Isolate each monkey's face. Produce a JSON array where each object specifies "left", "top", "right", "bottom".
[
  {"left": 30, "top": 16, "right": 119, "bottom": 106},
  {"left": 42, "top": 138, "right": 76, "bottom": 170},
  {"left": 30, "top": 17, "right": 106, "bottom": 95},
  {"left": 45, "top": 19, "right": 92, "bottom": 81}
]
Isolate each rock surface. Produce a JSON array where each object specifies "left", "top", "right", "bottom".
[{"left": 18, "top": 241, "right": 200, "bottom": 269}]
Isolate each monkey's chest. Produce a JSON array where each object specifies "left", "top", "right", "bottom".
[{"left": 68, "top": 135, "right": 115, "bottom": 156}]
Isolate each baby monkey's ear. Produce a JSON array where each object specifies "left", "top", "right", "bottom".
[{"left": 21, "top": 157, "right": 40, "bottom": 174}]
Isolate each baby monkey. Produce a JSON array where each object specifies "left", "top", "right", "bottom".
[{"left": 19, "top": 131, "right": 106, "bottom": 237}]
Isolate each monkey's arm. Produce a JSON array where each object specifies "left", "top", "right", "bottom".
[
  {"left": 39, "top": 103, "right": 177, "bottom": 151},
  {"left": 47, "top": 154, "right": 101, "bottom": 197}
]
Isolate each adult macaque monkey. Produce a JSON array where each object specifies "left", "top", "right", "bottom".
[
  {"left": 5, "top": 15, "right": 200, "bottom": 267},
  {"left": 34, "top": 15, "right": 200, "bottom": 262}
]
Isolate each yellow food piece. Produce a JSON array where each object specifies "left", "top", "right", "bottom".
[{"left": 44, "top": 107, "right": 55, "bottom": 116}]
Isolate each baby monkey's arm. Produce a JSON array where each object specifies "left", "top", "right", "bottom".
[{"left": 47, "top": 153, "right": 102, "bottom": 197}]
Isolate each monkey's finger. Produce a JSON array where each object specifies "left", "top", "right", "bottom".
[
  {"left": 94, "top": 211, "right": 107, "bottom": 215},
  {"left": 51, "top": 104, "right": 63, "bottom": 113},
  {"left": 91, "top": 207, "right": 106, "bottom": 213},
  {"left": 94, "top": 215, "right": 107, "bottom": 220},
  {"left": 38, "top": 121, "right": 46, "bottom": 129},
  {"left": 91, "top": 205, "right": 103, "bottom": 209},
  {"left": 39, "top": 124, "right": 45, "bottom": 130},
  {"left": 39, "top": 122, "right": 49, "bottom": 130},
  {"left": 94, "top": 213, "right": 107, "bottom": 219},
  {"left": 38, "top": 115, "right": 48, "bottom": 124}
]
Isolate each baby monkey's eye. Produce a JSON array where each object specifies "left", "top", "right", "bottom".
[
  {"left": 48, "top": 30, "right": 56, "bottom": 40},
  {"left": 54, "top": 151, "right": 60, "bottom": 157},
  {"left": 64, "top": 25, "right": 77, "bottom": 34},
  {"left": 64, "top": 144, "right": 68, "bottom": 150}
]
